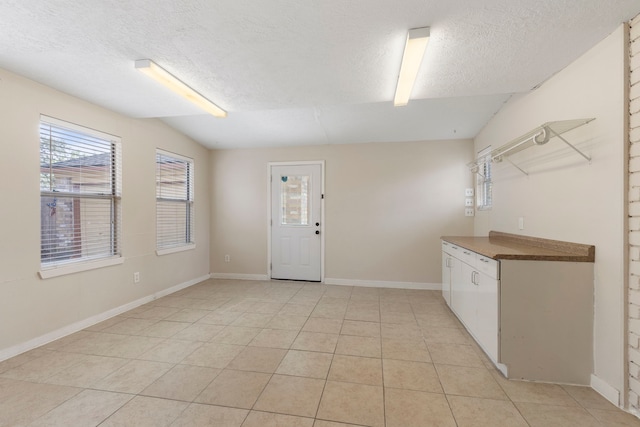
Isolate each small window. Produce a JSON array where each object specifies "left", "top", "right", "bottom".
[
  {"left": 156, "top": 150, "right": 194, "bottom": 253},
  {"left": 40, "top": 116, "right": 122, "bottom": 269},
  {"left": 476, "top": 146, "right": 492, "bottom": 210}
]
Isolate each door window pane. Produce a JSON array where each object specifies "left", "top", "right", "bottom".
[{"left": 281, "top": 175, "right": 310, "bottom": 225}]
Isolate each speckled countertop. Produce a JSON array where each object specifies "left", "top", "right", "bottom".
[{"left": 441, "top": 231, "right": 595, "bottom": 262}]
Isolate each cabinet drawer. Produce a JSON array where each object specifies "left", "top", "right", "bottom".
[
  {"left": 459, "top": 248, "right": 476, "bottom": 266},
  {"left": 476, "top": 255, "right": 499, "bottom": 279},
  {"left": 442, "top": 241, "right": 460, "bottom": 256}
]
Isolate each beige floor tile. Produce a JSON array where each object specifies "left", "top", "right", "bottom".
[
  {"left": 492, "top": 373, "right": 578, "bottom": 406},
  {"left": 335, "top": 335, "right": 381, "bottom": 358},
  {"left": 227, "top": 346, "right": 287, "bottom": 373},
  {"left": 562, "top": 384, "right": 618, "bottom": 410},
  {"left": 292, "top": 332, "right": 339, "bottom": 353},
  {"left": 44, "top": 331, "right": 94, "bottom": 351},
  {"left": 344, "top": 308, "right": 380, "bottom": 322},
  {"left": 423, "top": 327, "right": 472, "bottom": 344},
  {"left": 138, "top": 339, "right": 202, "bottom": 363},
  {"left": 0, "top": 378, "right": 81, "bottom": 426},
  {"left": 302, "top": 318, "right": 343, "bottom": 334},
  {"left": 587, "top": 408, "right": 640, "bottom": 426},
  {"left": 381, "top": 337, "right": 431, "bottom": 362},
  {"left": 384, "top": 387, "right": 456, "bottom": 427},
  {"left": 43, "top": 354, "right": 128, "bottom": 388},
  {"left": 383, "top": 359, "right": 442, "bottom": 392},
  {"left": 242, "top": 411, "right": 315, "bottom": 427},
  {"left": 380, "top": 311, "right": 417, "bottom": 325},
  {"left": 427, "top": 342, "right": 484, "bottom": 367},
  {"left": 128, "top": 306, "right": 181, "bottom": 320},
  {"left": 348, "top": 300, "right": 380, "bottom": 311},
  {"left": 276, "top": 350, "right": 333, "bottom": 379},
  {"left": 138, "top": 320, "right": 191, "bottom": 338},
  {"left": 172, "top": 323, "right": 225, "bottom": 341},
  {"left": 255, "top": 374, "right": 326, "bottom": 418},
  {"left": 311, "top": 305, "right": 347, "bottom": 319},
  {"left": 266, "top": 314, "right": 308, "bottom": 331},
  {"left": 210, "top": 326, "right": 262, "bottom": 345},
  {"left": 0, "top": 348, "right": 50, "bottom": 374},
  {"left": 142, "top": 364, "right": 220, "bottom": 401},
  {"left": 198, "top": 310, "right": 244, "bottom": 325},
  {"left": 232, "top": 312, "right": 275, "bottom": 327},
  {"left": 435, "top": 364, "right": 507, "bottom": 399},
  {"left": 313, "top": 421, "right": 368, "bottom": 427},
  {"left": 101, "top": 395, "right": 188, "bottom": 427},
  {"left": 380, "top": 301, "right": 413, "bottom": 313},
  {"left": 516, "top": 402, "right": 601, "bottom": 427},
  {"left": 448, "top": 395, "right": 529, "bottom": 427},
  {"left": 95, "top": 359, "right": 173, "bottom": 394},
  {"left": 316, "top": 380, "right": 384, "bottom": 427},
  {"left": 182, "top": 342, "right": 245, "bottom": 369},
  {"left": 165, "top": 308, "right": 211, "bottom": 322},
  {"left": 252, "top": 301, "right": 286, "bottom": 314},
  {"left": 171, "top": 403, "right": 248, "bottom": 426},
  {"left": 101, "top": 335, "right": 166, "bottom": 359},
  {"left": 29, "top": 389, "right": 133, "bottom": 427},
  {"left": 380, "top": 323, "right": 422, "bottom": 339},
  {"left": 84, "top": 316, "right": 127, "bottom": 332},
  {"left": 340, "top": 320, "right": 380, "bottom": 337},
  {"left": 249, "top": 328, "right": 299, "bottom": 348},
  {"left": 195, "top": 369, "right": 271, "bottom": 409},
  {"left": 280, "top": 303, "right": 316, "bottom": 316},
  {"left": 0, "top": 350, "right": 86, "bottom": 382},
  {"left": 328, "top": 354, "right": 382, "bottom": 386},
  {"left": 101, "top": 318, "right": 158, "bottom": 335},
  {"left": 417, "top": 313, "right": 463, "bottom": 329}
]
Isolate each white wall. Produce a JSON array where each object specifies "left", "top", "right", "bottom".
[
  {"left": 474, "top": 26, "right": 627, "bottom": 400},
  {"left": 0, "top": 68, "right": 211, "bottom": 356},
  {"left": 210, "top": 141, "right": 475, "bottom": 285}
]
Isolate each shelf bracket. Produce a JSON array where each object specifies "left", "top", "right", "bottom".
[{"left": 546, "top": 127, "right": 592, "bottom": 164}]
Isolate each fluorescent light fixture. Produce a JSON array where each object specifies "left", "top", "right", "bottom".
[
  {"left": 135, "top": 59, "right": 227, "bottom": 118},
  {"left": 393, "top": 27, "right": 430, "bottom": 107}
]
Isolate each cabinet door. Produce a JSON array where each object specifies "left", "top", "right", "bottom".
[
  {"left": 455, "top": 262, "right": 477, "bottom": 333},
  {"left": 442, "top": 252, "right": 452, "bottom": 306},
  {"left": 475, "top": 271, "right": 499, "bottom": 361}
]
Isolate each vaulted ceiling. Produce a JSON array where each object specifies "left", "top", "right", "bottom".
[{"left": 1, "top": 1, "right": 638, "bottom": 149}]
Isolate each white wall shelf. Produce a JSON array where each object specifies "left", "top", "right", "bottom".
[{"left": 468, "top": 118, "right": 595, "bottom": 176}]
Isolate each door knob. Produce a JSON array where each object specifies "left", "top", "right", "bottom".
[
  {"left": 315, "top": 222, "right": 320, "bottom": 226},
  {"left": 315, "top": 230, "right": 320, "bottom": 235}
]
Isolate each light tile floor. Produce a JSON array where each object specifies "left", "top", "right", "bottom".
[{"left": 1, "top": 279, "right": 639, "bottom": 426}]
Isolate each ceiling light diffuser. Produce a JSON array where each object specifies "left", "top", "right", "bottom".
[
  {"left": 393, "top": 27, "right": 430, "bottom": 107},
  {"left": 135, "top": 59, "right": 227, "bottom": 118}
]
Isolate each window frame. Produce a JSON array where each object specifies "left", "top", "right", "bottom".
[
  {"left": 155, "top": 149, "right": 196, "bottom": 255},
  {"left": 38, "top": 115, "right": 123, "bottom": 279}
]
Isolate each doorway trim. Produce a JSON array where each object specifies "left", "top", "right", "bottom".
[{"left": 267, "top": 160, "right": 325, "bottom": 282}]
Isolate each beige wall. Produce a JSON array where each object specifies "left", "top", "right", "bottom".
[
  {"left": 0, "top": 68, "right": 210, "bottom": 355},
  {"left": 474, "top": 26, "right": 627, "bottom": 400},
  {"left": 210, "top": 140, "right": 474, "bottom": 285}
]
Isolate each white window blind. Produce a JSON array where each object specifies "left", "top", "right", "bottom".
[
  {"left": 40, "top": 116, "right": 122, "bottom": 268},
  {"left": 476, "top": 146, "right": 492, "bottom": 210},
  {"left": 156, "top": 150, "right": 194, "bottom": 250}
]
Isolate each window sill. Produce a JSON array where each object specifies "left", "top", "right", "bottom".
[
  {"left": 156, "top": 244, "right": 196, "bottom": 256},
  {"left": 39, "top": 256, "right": 124, "bottom": 279}
]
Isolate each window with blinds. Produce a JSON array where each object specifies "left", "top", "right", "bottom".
[
  {"left": 476, "top": 146, "right": 493, "bottom": 210},
  {"left": 156, "top": 150, "right": 194, "bottom": 252},
  {"left": 40, "top": 116, "right": 122, "bottom": 268}
]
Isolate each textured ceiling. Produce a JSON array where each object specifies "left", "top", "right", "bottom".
[{"left": 0, "top": 0, "right": 638, "bottom": 149}]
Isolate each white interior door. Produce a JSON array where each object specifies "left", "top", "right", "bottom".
[{"left": 271, "top": 163, "right": 322, "bottom": 281}]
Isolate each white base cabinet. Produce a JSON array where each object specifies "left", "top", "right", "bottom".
[{"left": 441, "top": 239, "right": 593, "bottom": 385}]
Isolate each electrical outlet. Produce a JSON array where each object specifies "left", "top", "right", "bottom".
[
  {"left": 465, "top": 198, "right": 474, "bottom": 207},
  {"left": 465, "top": 188, "right": 474, "bottom": 197},
  {"left": 224, "top": 254, "right": 230, "bottom": 262},
  {"left": 134, "top": 272, "right": 140, "bottom": 283},
  {"left": 465, "top": 208, "right": 475, "bottom": 217}
]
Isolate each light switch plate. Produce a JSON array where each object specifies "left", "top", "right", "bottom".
[
  {"left": 465, "top": 208, "right": 475, "bottom": 217},
  {"left": 465, "top": 188, "right": 474, "bottom": 197}
]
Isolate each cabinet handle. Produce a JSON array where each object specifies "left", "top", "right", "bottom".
[
  {"left": 446, "top": 258, "right": 452, "bottom": 268},
  {"left": 463, "top": 251, "right": 471, "bottom": 255},
  {"left": 472, "top": 271, "right": 479, "bottom": 285},
  {"left": 480, "top": 258, "right": 490, "bottom": 263}
]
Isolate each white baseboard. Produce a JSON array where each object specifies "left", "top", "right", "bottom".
[
  {"left": 591, "top": 374, "right": 621, "bottom": 407},
  {"left": 0, "top": 274, "right": 210, "bottom": 363},
  {"left": 210, "top": 273, "right": 269, "bottom": 281},
  {"left": 324, "top": 277, "right": 441, "bottom": 290}
]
